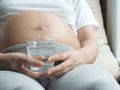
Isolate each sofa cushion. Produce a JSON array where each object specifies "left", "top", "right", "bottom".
[{"left": 94, "top": 45, "right": 120, "bottom": 79}]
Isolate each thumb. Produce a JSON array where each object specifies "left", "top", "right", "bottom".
[{"left": 48, "top": 52, "right": 69, "bottom": 62}]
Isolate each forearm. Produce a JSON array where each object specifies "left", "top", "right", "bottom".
[
  {"left": 77, "top": 25, "right": 99, "bottom": 64},
  {"left": 78, "top": 39, "right": 99, "bottom": 64},
  {"left": 0, "top": 53, "right": 6, "bottom": 70}
]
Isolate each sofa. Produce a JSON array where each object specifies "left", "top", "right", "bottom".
[{"left": 87, "top": 0, "right": 120, "bottom": 80}]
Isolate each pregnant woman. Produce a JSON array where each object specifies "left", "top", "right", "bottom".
[{"left": 0, "top": 0, "right": 120, "bottom": 90}]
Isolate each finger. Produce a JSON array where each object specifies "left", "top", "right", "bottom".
[
  {"left": 19, "top": 57, "right": 44, "bottom": 67},
  {"left": 56, "top": 62, "right": 80, "bottom": 77},
  {"left": 10, "top": 53, "right": 43, "bottom": 66},
  {"left": 48, "top": 52, "right": 69, "bottom": 62},
  {"left": 50, "top": 65, "right": 74, "bottom": 78},
  {"left": 33, "top": 55, "right": 46, "bottom": 60},
  {"left": 11, "top": 53, "right": 44, "bottom": 68},
  {"left": 17, "top": 66, "right": 44, "bottom": 78},
  {"left": 48, "top": 59, "right": 73, "bottom": 74}
]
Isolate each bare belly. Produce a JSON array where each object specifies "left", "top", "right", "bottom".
[{"left": 0, "top": 11, "right": 81, "bottom": 51}]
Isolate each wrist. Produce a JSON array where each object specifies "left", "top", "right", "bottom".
[
  {"left": 0, "top": 53, "right": 4, "bottom": 59},
  {"left": 0, "top": 53, "right": 5, "bottom": 70},
  {"left": 0, "top": 53, "right": 5, "bottom": 62},
  {"left": 78, "top": 45, "right": 98, "bottom": 64}
]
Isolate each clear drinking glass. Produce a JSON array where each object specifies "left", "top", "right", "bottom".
[{"left": 26, "top": 40, "right": 55, "bottom": 73}]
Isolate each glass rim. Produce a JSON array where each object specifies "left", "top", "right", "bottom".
[
  {"left": 26, "top": 39, "right": 56, "bottom": 43},
  {"left": 26, "top": 39, "right": 56, "bottom": 47}
]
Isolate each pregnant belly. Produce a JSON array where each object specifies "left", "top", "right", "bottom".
[{"left": 0, "top": 11, "right": 81, "bottom": 51}]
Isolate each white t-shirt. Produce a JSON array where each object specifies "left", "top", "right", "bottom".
[{"left": 0, "top": 0, "right": 99, "bottom": 34}]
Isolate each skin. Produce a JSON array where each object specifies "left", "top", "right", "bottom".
[
  {"left": 0, "top": 11, "right": 99, "bottom": 78},
  {"left": 48, "top": 26, "right": 99, "bottom": 77}
]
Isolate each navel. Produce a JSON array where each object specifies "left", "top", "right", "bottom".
[{"left": 33, "top": 25, "right": 47, "bottom": 31}]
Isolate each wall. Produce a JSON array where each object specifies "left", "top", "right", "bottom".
[
  {"left": 100, "top": 0, "right": 107, "bottom": 30},
  {"left": 107, "top": 0, "right": 120, "bottom": 63}
]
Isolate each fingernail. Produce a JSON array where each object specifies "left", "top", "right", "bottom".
[
  {"left": 48, "top": 58, "right": 52, "bottom": 62},
  {"left": 48, "top": 71, "right": 51, "bottom": 74}
]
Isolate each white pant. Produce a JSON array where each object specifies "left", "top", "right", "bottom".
[{"left": 0, "top": 64, "right": 120, "bottom": 90}]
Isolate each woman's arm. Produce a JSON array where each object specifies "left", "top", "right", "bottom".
[
  {"left": 77, "top": 25, "right": 99, "bottom": 64},
  {"left": 0, "top": 52, "right": 45, "bottom": 78},
  {"left": 47, "top": 25, "right": 99, "bottom": 77}
]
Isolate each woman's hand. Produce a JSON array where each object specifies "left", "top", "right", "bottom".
[
  {"left": 47, "top": 26, "right": 99, "bottom": 78},
  {"left": 47, "top": 49, "right": 88, "bottom": 78},
  {"left": 0, "top": 53, "right": 45, "bottom": 78}
]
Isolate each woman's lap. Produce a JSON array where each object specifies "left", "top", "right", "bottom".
[
  {"left": 1, "top": 43, "right": 120, "bottom": 90},
  {"left": 0, "top": 64, "right": 120, "bottom": 90},
  {"left": 0, "top": 71, "right": 44, "bottom": 90},
  {"left": 47, "top": 64, "right": 120, "bottom": 90}
]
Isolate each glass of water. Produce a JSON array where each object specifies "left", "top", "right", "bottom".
[{"left": 26, "top": 40, "right": 55, "bottom": 73}]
